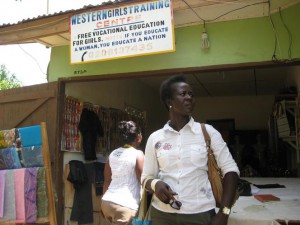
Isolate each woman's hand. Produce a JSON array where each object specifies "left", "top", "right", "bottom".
[{"left": 154, "top": 181, "right": 177, "bottom": 204}]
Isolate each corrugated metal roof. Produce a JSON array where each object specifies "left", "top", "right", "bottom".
[
  {"left": 0, "top": 0, "right": 139, "bottom": 28},
  {"left": 1, "top": 0, "right": 299, "bottom": 28},
  {"left": 1, "top": 0, "right": 299, "bottom": 47}
]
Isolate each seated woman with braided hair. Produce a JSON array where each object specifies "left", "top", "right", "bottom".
[{"left": 101, "top": 121, "right": 144, "bottom": 225}]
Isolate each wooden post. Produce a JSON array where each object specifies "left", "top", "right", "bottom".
[{"left": 41, "top": 122, "right": 57, "bottom": 225}]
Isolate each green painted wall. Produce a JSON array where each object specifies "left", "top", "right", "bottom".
[{"left": 48, "top": 3, "right": 300, "bottom": 82}]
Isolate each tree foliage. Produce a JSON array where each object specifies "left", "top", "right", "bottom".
[{"left": 0, "top": 64, "right": 22, "bottom": 90}]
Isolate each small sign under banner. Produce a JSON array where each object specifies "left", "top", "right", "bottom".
[{"left": 70, "top": 0, "right": 175, "bottom": 64}]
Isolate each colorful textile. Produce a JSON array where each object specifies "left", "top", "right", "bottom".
[
  {"left": 15, "top": 128, "right": 20, "bottom": 145},
  {"left": 1, "top": 148, "right": 21, "bottom": 169},
  {"left": 14, "top": 168, "right": 25, "bottom": 223},
  {"left": 0, "top": 131, "right": 7, "bottom": 149},
  {"left": 0, "top": 170, "right": 6, "bottom": 218},
  {"left": 25, "top": 167, "right": 38, "bottom": 223},
  {"left": 19, "top": 125, "right": 42, "bottom": 147},
  {"left": 37, "top": 167, "right": 48, "bottom": 218},
  {"left": 2, "top": 129, "right": 16, "bottom": 148},
  {"left": 0, "top": 149, "right": 7, "bottom": 169},
  {"left": 22, "top": 145, "right": 44, "bottom": 167},
  {"left": 0, "top": 170, "right": 16, "bottom": 222}
]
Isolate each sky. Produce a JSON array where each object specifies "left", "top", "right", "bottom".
[{"left": 0, "top": 0, "right": 105, "bottom": 86}]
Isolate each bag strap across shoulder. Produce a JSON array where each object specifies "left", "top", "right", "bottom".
[
  {"left": 201, "top": 123, "right": 219, "bottom": 164},
  {"left": 201, "top": 123, "right": 212, "bottom": 151},
  {"left": 201, "top": 123, "right": 223, "bottom": 176}
]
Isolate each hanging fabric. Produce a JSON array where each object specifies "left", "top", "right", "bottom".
[
  {"left": 19, "top": 125, "right": 42, "bottom": 147},
  {"left": 14, "top": 168, "right": 26, "bottom": 223},
  {"left": 0, "top": 170, "right": 16, "bottom": 222},
  {"left": 24, "top": 167, "right": 38, "bottom": 223},
  {"left": 0, "top": 170, "right": 5, "bottom": 218},
  {"left": 78, "top": 108, "right": 104, "bottom": 160}
]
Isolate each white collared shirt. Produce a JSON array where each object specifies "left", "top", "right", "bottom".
[{"left": 141, "top": 117, "right": 240, "bottom": 214}]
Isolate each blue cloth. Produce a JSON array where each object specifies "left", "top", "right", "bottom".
[
  {"left": 19, "top": 126, "right": 42, "bottom": 147},
  {"left": 22, "top": 146, "right": 44, "bottom": 167},
  {"left": 1, "top": 148, "right": 21, "bottom": 169}
]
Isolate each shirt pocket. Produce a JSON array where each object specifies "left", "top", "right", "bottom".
[
  {"left": 156, "top": 149, "right": 177, "bottom": 171},
  {"left": 190, "top": 144, "right": 207, "bottom": 167}
]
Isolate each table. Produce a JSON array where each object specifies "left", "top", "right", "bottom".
[{"left": 228, "top": 177, "right": 300, "bottom": 225}]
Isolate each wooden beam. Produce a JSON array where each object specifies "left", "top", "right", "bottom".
[
  {"left": 0, "top": 15, "right": 69, "bottom": 45},
  {"left": 34, "top": 38, "right": 53, "bottom": 47},
  {"left": 0, "top": 89, "right": 55, "bottom": 104}
]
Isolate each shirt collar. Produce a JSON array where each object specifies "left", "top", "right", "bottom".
[{"left": 163, "top": 117, "right": 201, "bottom": 134}]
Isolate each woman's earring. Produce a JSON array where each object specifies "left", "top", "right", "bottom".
[{"left": 169, "top": 105, "right": 172, "bottom": 109}]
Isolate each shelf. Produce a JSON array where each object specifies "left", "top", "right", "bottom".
[
  {"left": 61, "top": 149, "right": 83, "bottom": 153},
  {"left": 276, "top": 98, "right": 300, "bottom": 163}
]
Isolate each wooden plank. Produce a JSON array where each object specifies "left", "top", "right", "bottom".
[
  {"left": 64, "top": 164, "right": 75, "bottom": 208},
  {"left": 41, "top": 122, "right": 57, "bottom": 225},
  {"left": 92, "top": 183, "right": 101, "bottom": 212},
  {"left": 55, "top": 82, "right": 66, "bottom": 225},
  {"left": 0, "top": 89, "right": 55, "bottom": 103},
  {"left": 6, "top": 98, "right": 49, "bottom": 129},
  {"left": 64, "top": 208, "right": 77, "bottom": 225}
]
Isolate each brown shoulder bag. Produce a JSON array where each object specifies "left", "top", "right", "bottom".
[{"left": 201, "top": 123, "right": 239, "bottom": 207}]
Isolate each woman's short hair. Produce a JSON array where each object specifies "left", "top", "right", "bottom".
[
  {"left": 118, "top": 121, "right": 141, "bottom": 143},
  {"left": 159, "top": 74, "right": 187, "bottom": 110}
]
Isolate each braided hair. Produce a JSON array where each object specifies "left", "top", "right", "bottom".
[{"left": 118, "top": 121, "right": 141, "bottom": 144}]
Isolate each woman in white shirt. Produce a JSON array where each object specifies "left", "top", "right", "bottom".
[
  {"left": 141, "top": 74, "right": 240, "bottom": 225},
  {"left": 101, "top": 121, "right": 144, "bottom": 225}
]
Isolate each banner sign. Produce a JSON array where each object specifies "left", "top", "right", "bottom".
[{"left": 70, "top": 0, "right": 175, "bottom": 64}]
